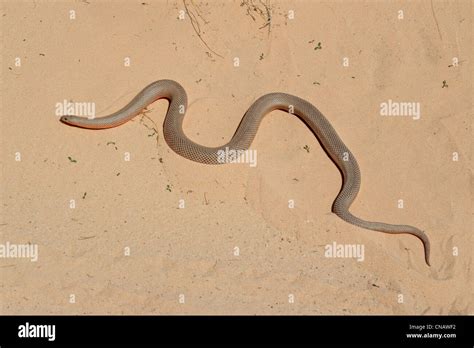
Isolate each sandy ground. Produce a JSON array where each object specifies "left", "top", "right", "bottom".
[{"left": 0, "top": 0, "right": 472, "bottom": 314}]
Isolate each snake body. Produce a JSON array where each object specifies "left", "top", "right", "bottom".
[{"left": 60, "top": 79, "right": 430, "bottom": 266}]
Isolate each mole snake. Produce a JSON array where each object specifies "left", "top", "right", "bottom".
[{"left": 60, "top": 79, "right": 431, "bottom": 266}]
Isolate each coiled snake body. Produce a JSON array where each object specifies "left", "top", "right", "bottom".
[{"left": 60, "top": 79, "right": 431, "bottom": 266}]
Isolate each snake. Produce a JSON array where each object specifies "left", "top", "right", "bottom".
[{"left": 60, "top": 79, "right": 431, "bottom": 266}]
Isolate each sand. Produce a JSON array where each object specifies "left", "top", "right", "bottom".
[{"left": 0, "top": 0, "right": 472, "bottom": 314}]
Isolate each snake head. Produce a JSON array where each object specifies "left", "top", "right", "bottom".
[{"left": 60, "top": 115, "right": 74, "bottom": 125}]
